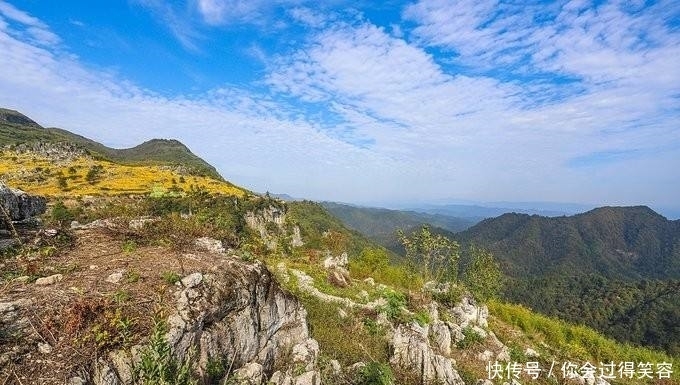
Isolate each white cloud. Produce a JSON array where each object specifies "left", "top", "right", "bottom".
[
  {"left": 0, "top": 0, "right": 60, "bottom": 45},
  {"left": 133, "top": 0, "right": 204, "bottom": 51},
  {"left": 0, "top": 1, "right": 678, "bottom": 208}
]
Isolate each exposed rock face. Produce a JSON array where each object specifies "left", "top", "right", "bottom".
[
  {"left": 245, "top": 205, "right": 287, "bottom": 250},
  {"left": 94, "top": 258, "right": 318, "bottom": 384},
  {"left": 0, "top": 182, "right": 47, "bottom": 227},
  {"left": 390, "top": 323, "right": 464, "bottom": 385},
  {"left": 450, "top": 296, "right": 489, "bottom": 328}
]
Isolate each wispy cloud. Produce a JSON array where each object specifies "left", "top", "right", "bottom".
[
  {"left": 133, "top": 0, "right": 204, "bottom": 51},
  {"left": 0, "top": 0, "right": 60, "bottom": 46},
  {"left": 0, "top": 1, "right": 678, "bottom": 208}
]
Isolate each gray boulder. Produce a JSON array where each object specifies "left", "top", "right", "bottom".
[{"left": 0, "top": 182, "right": 46, "bottom": 228}]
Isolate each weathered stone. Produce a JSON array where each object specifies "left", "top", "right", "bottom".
[
  {"left": 269, "top": 371, "right": 293, "bottom": 385},
  {"left": 292, "top": 338, "right": 319, "bottom": 371},
  {"left": 232, "top": 362, "right": 264, "bottom": 384},
  {"left": 447, "top": 322, "right": 465, "bottom": 344},
  {"left": 35, "top": 273, "right": 63, "bottom": 286},
  {"left": 38, "top": 342, "right": 52, "bottom": 354},
  {"left": 430, "top": 321, "right": 452, "bottom": 356},
  {"left": 128, "top": 217, "right": 158, "bottom": 230},
  {"left": 244, "top": 206, "right": 286, "bottom": 250},
  {"left": 105, "top": 271, "right": 124, "bottom": 284},
  {"left": 450, "top": 295, "right": 489, "bottom": 328},
  {"left": 291, "top": 226, "right": 304, "bottom": 247},
  {"left": 329, "top": 360, "right": 342, "bottom": 375},
  {"left": 390, "top": 323, "right": 464, "bottom": 385},
  {"left": 194, "top": 237, "right": 225, "bottom": 254},
  {"left": 179, "top": 272, "right": 203, "bottom": 288},
  {"left": 327, "top": 269, "right": 350, "bottom": 288},
  {"left": 525, "top": 348, "right": 539, "bottom": 357},
  {"left": 323, "top": 252, "right": 348, "bottom": 270},
  {"left": 164, "top": 260, "right": 316, "bottom": 382},
  {"left": 293, "top": 371, "right": 320, "bottom": 385},
  {"left": 477, "top": 350, "right": 494, "bottom": 362},
  {"left": 496, "top": 347, "right": 511, "bottom": 362},
  {"left": 0, "top": 182, "right": 47, "bottom": 227}
]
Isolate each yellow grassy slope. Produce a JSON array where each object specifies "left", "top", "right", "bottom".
[{"left": 0, "top": 150, "right": 245, "bottom": 197}]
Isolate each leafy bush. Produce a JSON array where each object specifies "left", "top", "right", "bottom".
[
  {"left": 50, "top": 201, "right": 75, "bottom": 226},
  {"left": 358, "top": 362, "right": 394, "bottom": 385},
  {"left": 162, "top": 271, "right": 180, "bottom": 285},
  {"left": 134, "top": 318, "right": 196, "bottom": 385},
  {"left": 380, "top": 290, "right": 407, "bottom": 323},
  {"left": 457, "top": 326, "right": 485, "bottom": 349}
]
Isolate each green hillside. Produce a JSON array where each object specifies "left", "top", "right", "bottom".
[
  {"left": 456, "top": 206, "right": 680, "bottom": 354},
  {"left": 457, "top": 206, "right": 680, "bottom": 279},
  {"left": 0, "top": 108, "right": 223, "bottom": 180}
]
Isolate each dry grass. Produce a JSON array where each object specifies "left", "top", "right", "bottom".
[
  {"left": 0, "top": 150, "right": 245, "bottom": 197},
  {"left": 0, "top": 227, "right": 230, "bottom": 384}
]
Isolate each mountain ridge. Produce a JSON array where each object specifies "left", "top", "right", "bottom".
[{"left": 0, "top": 107, "right": 223, "bottom": 181}]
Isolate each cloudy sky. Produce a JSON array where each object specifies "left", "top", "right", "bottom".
[{"left": 0, "top": 0, "right": 679, "bottom": 213}]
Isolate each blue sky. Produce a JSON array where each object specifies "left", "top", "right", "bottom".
[{"left": 0, "top": 0, "right": 679, "bottom": 214}]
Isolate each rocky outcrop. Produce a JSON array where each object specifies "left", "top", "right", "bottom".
[
  {"left": 244, "top": 205, "right": 304, "bottom": 250},
  {"left": 390, "top": 323, "right": 464, "bottom": 385},
  {"left": 245, "top": 205, "right": 286, "bottom": 249},
  {"left": 93, "top": 258, "right": 319, "bottom": 385},
  {"left": 0, "top": 182, "right": 47, "bottom": 227},
  {"left": 449, "top": 295, "right": 489, "bottom": 328}
]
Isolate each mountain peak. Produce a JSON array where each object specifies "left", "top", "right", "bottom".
[{"left": 0, "top": 108, "right": 40, "bottom": 127}]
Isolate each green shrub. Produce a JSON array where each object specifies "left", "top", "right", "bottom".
[
  {"left": 162, "top": 271, "right": 180, "bottom": 285},
  {"left": 51, "top": 201, "right": 75, "bottom": 226},
  {"left": 457, "top": 326, "right": 485, "bottom": 349},
  {"left": 134, "top": 319, "right": 196, "bottom": 385},
  {"left": 380, "top": 290, "right": 407, "bottom": 323},
  {"left": 358, "top": 362, "right": 394, "bottom": 385},
  {"left": 121, "top": 240, "right": 137, "bottom": 254}
]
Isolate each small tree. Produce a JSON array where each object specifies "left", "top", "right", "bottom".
[
  {"left": 464, "top": 245, "right": 502, "bottom": 305},
  {"left": 397, "top": 225, "right": 460, "bottom": 282}
]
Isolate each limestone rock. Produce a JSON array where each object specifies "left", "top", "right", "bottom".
[
  {"left": 430, "top": 321, "right": 452, "bottom": 356},
  {"left": 105, "top": 271, "right": 124, "bottom": 284},
  {"left": 128, "top": 217, "right": 158, "bottom": 230},
  {"left": 293, "top": 371, "right": 320, "bottom": 385},
  {"left": 232, "top": 362, "right": 264, "bottom": 384},
  {"left": 327, "top": 269, "right": 350, "bottom": 288},
  {"left": 164, "top": 259, "right": 316, "bottom": 382},
  {"left": 292, "top": 338, "right": 319, "bottom": 371},
  {"left": 390, "top": 323, "right": 464, "bottom": 385},
  {"left": 291, "top": 225, "right": 304, "bottom": 247},
  {"left": 477, "top": 350, "right": 494, "bottom": 362},
  {"left": 194, "top": 237, "right": 225, "bottom": 254},
  {"left": 38, "top": 342, "right": 52, "bottom": 354},
  {"left": 0, "top": 182, "right": 46, "bottom": 226},
  {"left": 179, "top": 272, "right": 203, "bottom": 288},
  {"left": 450, "top": 296, "right": 489, "bottom": 328},
  {"left": 35, "top": 274, "right": 63, "bottom": 286},
  {"left": 323, "top": 252, "right": 348, "bottom": 270}
]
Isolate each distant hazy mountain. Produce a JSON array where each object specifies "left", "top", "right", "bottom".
[
  {"left": 321, "top": 201, "right": 478, "bottom": 254},
  {"left": 404, "top": 202, "right": 590, "bottom": 219}
]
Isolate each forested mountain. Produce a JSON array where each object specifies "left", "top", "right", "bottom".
[
  {"left": 456, "top": 206, "right": 680, "bottom": 354},
  {"left": 457, "top": 206, "right": 680, "bottom": 280}
]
